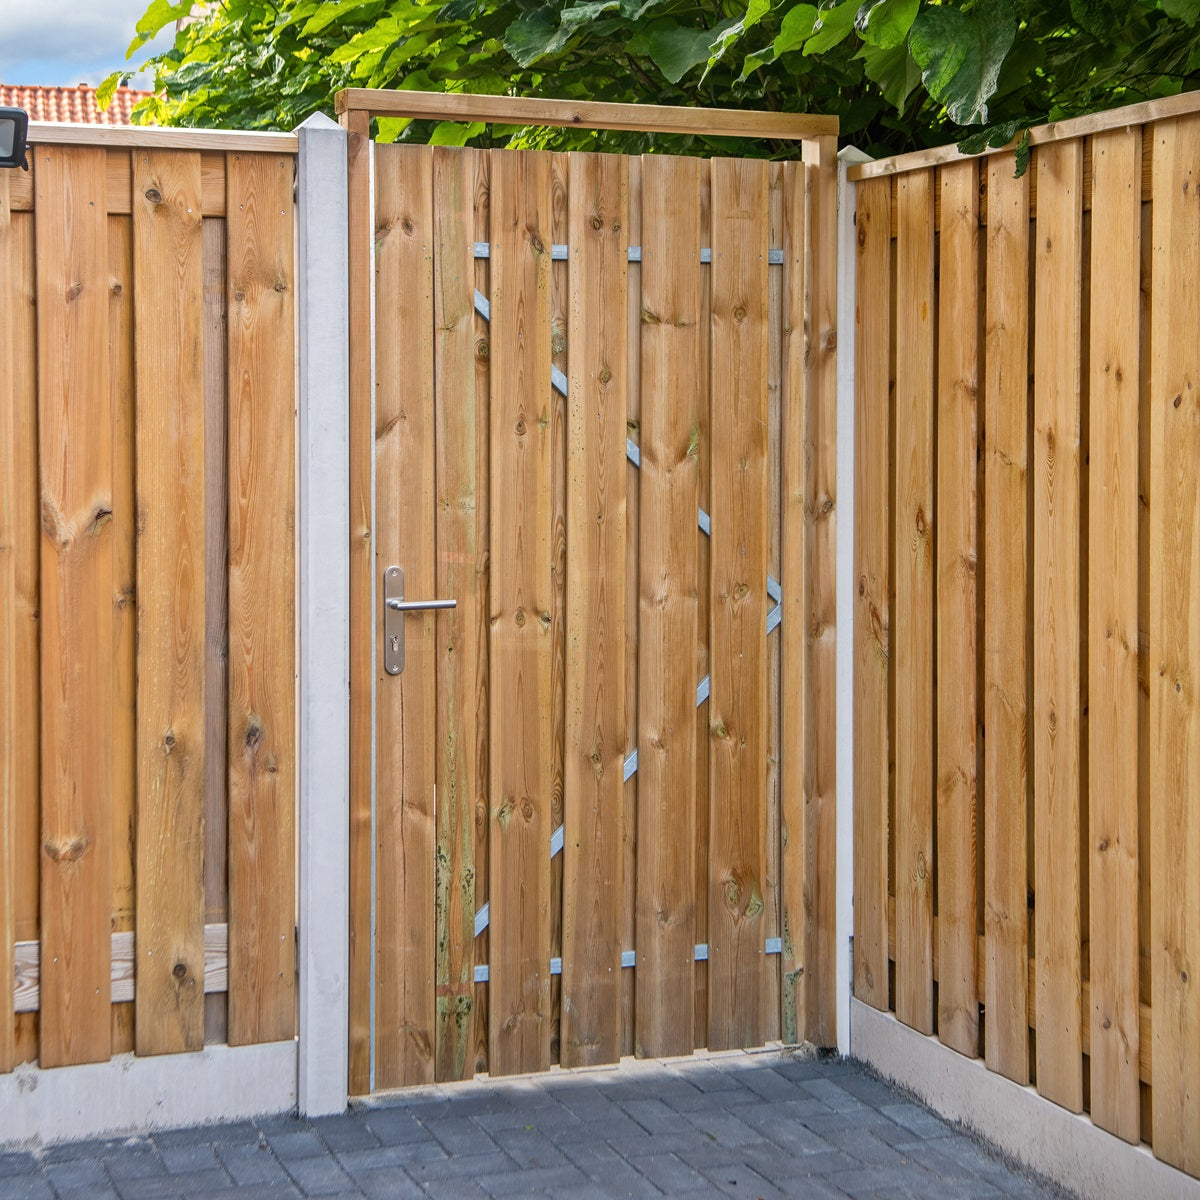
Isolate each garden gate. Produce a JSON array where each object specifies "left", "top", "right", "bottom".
[{"left": 338, "top": 91, "right": 840, "bottom": 1094}]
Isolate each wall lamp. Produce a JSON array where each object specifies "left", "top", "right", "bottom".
[{"left": 0, "top": 107, "right": 29, "bottom": 170}]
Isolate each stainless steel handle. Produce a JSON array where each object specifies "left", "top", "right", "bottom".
[
  {"left": 383, "top": 566, "right": 456, "bottom": 675},
  {"left": 385, "top": 597, "right": 457, "bottom": 612}
]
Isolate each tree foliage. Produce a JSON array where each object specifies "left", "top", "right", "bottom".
[{"left": 103, "top": 0, "right": 1200, "bottom": 157}]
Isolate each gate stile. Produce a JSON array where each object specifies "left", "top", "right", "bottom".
[{"left": 338, "top": 90, "right": 838, "bottom": 1094}]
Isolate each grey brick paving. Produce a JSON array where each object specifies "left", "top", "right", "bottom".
[{"left": 0, "top": 1048, "right": 1074, "bottom": 1198}]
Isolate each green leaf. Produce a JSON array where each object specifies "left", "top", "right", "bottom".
[
  {"left": 430, "top": 119, "right": 487, "bottom": 144},
  {"left": 127, "top": 0, "right": 191, "bottom": 54},
  {"left": 853, "top": 0, "right": 918, "bottom": 50},
  {"left": 646, "top": 23, "right": 719, "bottom": 83},
  {"left": 95, "top": 73, "right": 122, "bottom": 111},
  {"left": 704, "top": 0, "right": 769, "bottom": 79},
  {"left": 1068, "top": 0, "right": 1124, "bottom": 38},
  {"left": 803, "top": 0, "right": 858, "bottom": 55},
  {"left": 772, "top": 4, "right": 818, "bottom": 57},
  {"left": 856, "top": 40, "right": 921, "bottom": 112},
  {"left": 504, "top": 6, "right": 567, "bottom": 66},
  {"left": 909, "top": 0, "right": 1016, "bottom": 125},
  {"left": 1160, "top": 0, "right": 1200, "bottom": 19}
]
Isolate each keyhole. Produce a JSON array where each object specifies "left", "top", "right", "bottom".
[{"left": 391, "top": 635, "right": 400, "bottom": 654}]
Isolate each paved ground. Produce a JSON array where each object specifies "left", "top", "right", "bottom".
[{"left": 0, "top": 1048, "right": 1070, "bottom": 1200}]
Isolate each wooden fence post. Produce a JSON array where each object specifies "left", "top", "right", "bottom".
[{"left": 295, "top": 112, "right": 351, "bottom": 1116}]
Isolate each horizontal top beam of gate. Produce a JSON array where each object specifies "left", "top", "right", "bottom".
[{"left": 335, "top": 88, "right": 836, "bottom": 141}]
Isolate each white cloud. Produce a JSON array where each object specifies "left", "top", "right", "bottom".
[{"left": 0, "top": 0, "right": 179, "bottom": 87}]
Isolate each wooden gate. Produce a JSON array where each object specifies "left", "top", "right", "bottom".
[{"left": 340, "top": 91, "right": 838, "bottom": 1094}]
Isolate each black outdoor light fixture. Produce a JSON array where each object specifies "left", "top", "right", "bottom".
[{"left": 0, "top": 107, "right": 29, "bottom": 170}]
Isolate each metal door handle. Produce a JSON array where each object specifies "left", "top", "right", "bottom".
[{"left": 383, "top": 566, "right": 456, "bottom": 675}]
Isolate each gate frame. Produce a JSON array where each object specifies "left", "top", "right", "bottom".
[{"left": 333, "top": 88, "right": 842, "bottom": 1099}]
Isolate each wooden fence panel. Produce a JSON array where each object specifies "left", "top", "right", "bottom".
[
  {"left": 488, "top": 149, "right": 555, "bottom": 1077},
  {"left": 634, "top": 154, "right": 701, "bottom": 1059},
  {"left": 226, "top": 150, "right": 296, "bottom": 1048},
  {"left": 373, "top": 144, "right": 438, "bottom": 1090},
  {"left": 1148, "top": 113, "right": 1200, "bottom": 1175},
  {"left": 707, "top": 156, "right": 770, "bottom": 1052},
  {"left": 562, "top": 151, "right": 628, "bottom": 1069},
  {"left": 132, "top": 149, "right": 207, "bottom": 1057},
  {"left": 892, "top": 168, "right": 935, "bottom": 1036},
  {"left": 1032, "top": 138, "right": 1084, "bottom": 1115},
  {"left": 432, "top": 146, "right": 482, "bottom": 1084},
  {"left": 1086, "top": 126, "right": 1142, "bottom": 1144},
  {"left": 935, "top": 161, "right": 980, "bottom": 1058},
  {"left": 982, "top": 152, "right": 1031, "bottom": 1087},
  {"left": 851, "top": 175, "right": 891, "bottom": 1016},
  {"left": 34, "top": 145, "right": 114, "bottom": 1069}
]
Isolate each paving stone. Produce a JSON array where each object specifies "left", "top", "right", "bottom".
[
  {"left": 101, "top": 1150, "right": 166, "bottom": 1181},
  {"left": 350, "top": 1166, "right": 424, "bottom": 1199},
  {"left": 490, "top": 1127, "right": 570, "bottom": 1170},
  {"left": 355, "top": 1110, "right": 428, "bottom": 1148},
  {"left": 43, "top": 1158, "right": 111, "bottom": 1192},
  {"left": 422, "top": 1181, "right": 493, "bottom": 1200},
  {"left": 312, "top": 1115, "right": 381, "bottom": 1153},
  {"left": 626, "top": 1150, "right": 710, "bottom": 1194},
  {"left": 114, "top": 1169, "right": 230, "bottom": 1199},
  {"left": 0, "top": 1176, "right": 57, "bottom": 1200},
  {"left": 0, "top": 1154, "right": 38, "bottom": 1176},
  {"left": 215, "top": 1143, "right": 294, "bottom": 1187},
  {"left": 801, "top": 1077, "right": 871, "bottom": 1112},
  {"left": 406, "top": 1150, "right": 518, "bottom": 1184},
  {"left": 155, "top": 1143, "right": 222, "bottom": 1174},
  {"left": 684, "top": 1108, "right": 769, "bottom": 1149},
  {"left": 260, "top": 1132, "right": 327, "bottom": 1162},
  {"left": 879, "top": 1101, "right": 954, "bottom": 1139},
  {"left": 478, "top": 1163, "right": 591, "bottom": 1195},
  {"left": 699, "top": 1160, "right": 790, "bottom": 1199},
  {"left": 278, "top": 1154, "right": 357, "bottom": 1196}
]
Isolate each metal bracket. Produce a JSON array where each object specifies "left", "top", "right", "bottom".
[{"left": 383, "top": 566, "right": 456, "bottom": 675}]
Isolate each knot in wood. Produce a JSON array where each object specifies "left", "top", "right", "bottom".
[
  {"left": 145, "top": 188, "right": 163, "bottom": 205},
  {"left": 514, "top": 607, "right": 526, "bottom": 628},
  {"left": 172, "top": 961, "right": 187, "bottom": 979},
  {"left": 514, "top": 418, "right": 527, "bottom": 436},
  {"left": 858, "top": 576, "right": 867, "bottom": 598},
  {"left": 599, "top": 368, "right": 612, "bottom": 385},
  {"left": 591, "top": 214, "right": 603, "bottom": 230},
  {"left": 733, "top": 305, "right": 747, "bottom": 322},
  {"left": 476, "top": 339, "right": 490, "bottom": 360}
]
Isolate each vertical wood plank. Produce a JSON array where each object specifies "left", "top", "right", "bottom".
[
  {"left": 1149, "top": 113, "right": 1200, "bottom": 1174},
  {"left": 341, "top": 107, "right": 373, "bottom": 1096},
  {"left": 133, "top": 149, "right": 207, "bottom": 1055},
  {"left": 983, "top": 152, "right": 1030, "bottom": 1085},
  {"left": 562, "top": 151, "right": 628, "bottom": 1068},
  {"left": 471, "top": 152, "right": 492, "bottom": 1077},
  {"left": 1032, "top": 139, "right": 1084, "bottom": 1114},
  {"left": 109, "top": 213, "right": 136, "bottom": 967},
  {"left": 432, "top": 147, "right": 481, "bottom": 1084},
  {"left": 799, "top": 137, "right": 839, "bottom": 1046},
  {"left": 635, "top": 154, "right": 701, "bottom": 1058},
  {"left": 780, "top": 159, "right": 809, "bottom": 1041},
  {"left": 935, "top": 160, "right": 980, "bottom": 1058},
  {"left": 34, "top": 145, "right": 114, "bottom": 1068},
  {"left": 374, "top": 144, "right": 437, "bottom": 1089},
  {"left": 892, "top": 168, "right": 935, "bottom": 1036},
  {"left": 226, "top": 151, "right": 296, "bottom": 1047},
  {"left": 202, "top": 216, "right": 230, "bottom": 1045},
  {"left": 488, "top": 149, "right": 554, "bottom": 1077},
  {"left": 851, "top": 175, "right": 892, "bottom": 1015},
  {"left": 0, "top": 171, "right": 17, "bottom": 1073},
  {"left": 1087, "top": 127, "right": 1142, "bottom": 1144},
  {"left": 707, "top": 156, "right": 769, "bottom": 1051}
]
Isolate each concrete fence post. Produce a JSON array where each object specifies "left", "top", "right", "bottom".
[{"left": 295, "top": 111, "right": 351, "bottom": 1117}]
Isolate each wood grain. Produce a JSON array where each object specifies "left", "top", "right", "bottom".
[
  {"left": 432, "top": 147, "right": 481, "bottom": 1083},
  {"left": 202, "top": 217, "right": 230, "bottom": 1046},
  {"left": 108, "top": 213, "right": 136, "bottom": 958},
  {"left": 983, "top": 153, "right": 1031, "bottom": 1086},
  {"left": 1032, "top": 139, "right": 1083, "bottom": 1114},
  {"left": 470, "top": 151, "right": 492, "bottom": 1078},
  {"left": 488, "top": 149, "right": 555, "bottom": 1077},
  {"left": 851, "top": 175, "right": 892, "bottom": 1015},
  {"left": 1148, "top": 113, "right": 1200, "bottom": 1174},
  {"left": 132, "top": 149, "right": 207, "bottom": 1055},
  {"left": 0, "top": 171, "right": 15, "bottom": 1073},
  {"left": 799, "top": 136, "right": 839, "bottom": 1047},
  {"left": 935, "top": 160, "right": 979, "bottom": 1059},
  {"left": 707, "top": 156, "right": 770, "bottom": 1052},
  {"left": 1086, "top": 127, "right": 1142, "bottom": 1144},
  {"left": 374, "top": 144, "right": 438, "bottom": 1089},
  {"left": 561, "top": 151, "right": 628, "bottom": 1068},
  {"left": 340, "top": 107, "right": 373, "bottom": 1096},
  {"left": 34, "top": 145, "right": 114, "bottom": 1068},
  {"left": 225, "top": 151, "right": 296, "bottom": 1047},
  {"left": 892, "top": 167, "right": 935, "bottom": 1036},
  {"left": 634, "top": 154, "right": 701, "bottom": 1058}
]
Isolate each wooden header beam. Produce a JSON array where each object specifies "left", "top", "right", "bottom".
[
  {"left": 335, "top": 88, "right": 837, "bottom": 142},
  {"left": 26, "top": 121, "right": 298, "bottom": 153}
]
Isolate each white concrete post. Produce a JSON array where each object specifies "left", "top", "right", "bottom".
[
  {"left": 835, "top": 146, "right": 873, "bottom": 1058},
  {"left": 295, "top": 111, "right": 351, "bottom": 1117}
]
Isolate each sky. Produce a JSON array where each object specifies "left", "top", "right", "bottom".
[{"left": 0, "top": 0, "right": 178, "bottom": 89}]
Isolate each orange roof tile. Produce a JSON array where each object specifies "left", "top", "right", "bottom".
[{"left": 0, "top": 83, "right": 154, "bottom": 126}]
